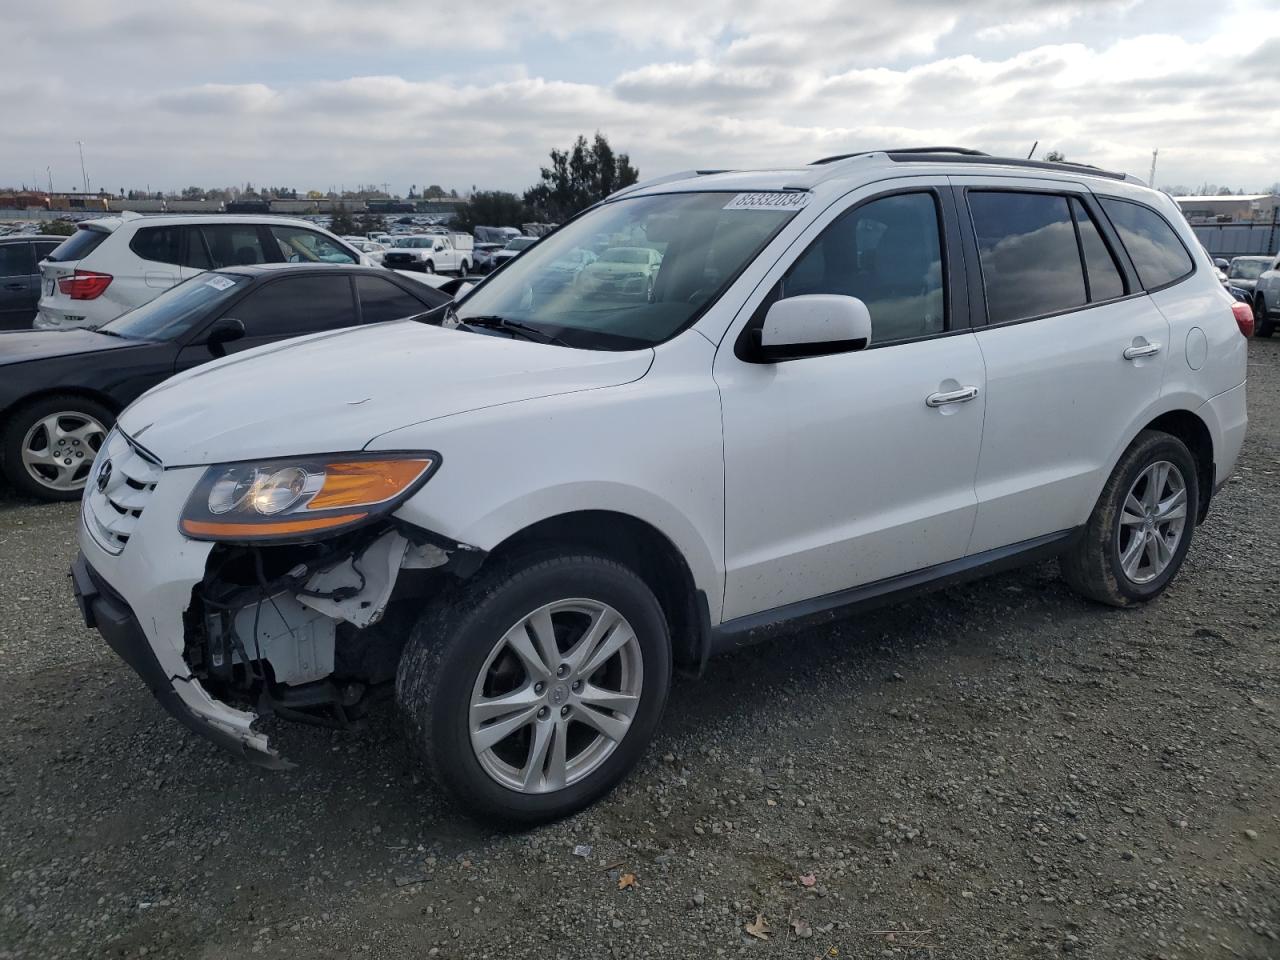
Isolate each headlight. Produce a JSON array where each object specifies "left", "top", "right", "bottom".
[{"left": 179, "top": 452, "right": 438, "bottom": 542}]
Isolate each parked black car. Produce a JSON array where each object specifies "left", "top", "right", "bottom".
[
  {"left": 0, "top": 263, "right": 449, "bottom": 501},
  {"left": 1, "top": 235, "right": 68, "bottom": 329}
]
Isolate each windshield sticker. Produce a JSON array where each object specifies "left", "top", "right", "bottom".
[
  {"left": 204, "top": 275, "right": 236, "bottom": 291},
  {"left": 724, "top": 192, "right": 811, "bottom": 212}
]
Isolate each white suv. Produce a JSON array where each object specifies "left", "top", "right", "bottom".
[
  {"left": 36, "top": 213, "right": 372, "bottom": 330},
  {"left": 71, "top": 149, "right": 1249, "bottom": 824}
]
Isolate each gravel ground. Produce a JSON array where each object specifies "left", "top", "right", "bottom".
[{"left": 1, "top": 340, "right": 1277, "bottom": 960}]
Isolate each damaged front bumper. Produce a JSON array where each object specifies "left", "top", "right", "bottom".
[
  {"left": 71, "top": 552, "right": 289, "bottom": 768},
  {"left": 74, "top": 460, "right": 481, "bottom": 768}
]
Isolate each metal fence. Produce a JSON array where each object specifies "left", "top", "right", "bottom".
[{"left": 1191, "top": 218, "right": 1280, "bottom": 258}]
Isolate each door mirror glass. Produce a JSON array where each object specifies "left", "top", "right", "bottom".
[
  {"left": 205, "top": 316, "right": 245, "bottom": 351},
  {"left": 755, "top": 294, "right": 872, "bottom": 361}
]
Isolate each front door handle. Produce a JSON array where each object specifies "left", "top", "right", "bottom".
[
  {"left": 1123, "top": 341, "right": 1162, "bottom": 360},
  {"left": 3, "top": 282, "right": 24, "bottom": 291},
  {"left": 926, "top": 385, "right": 980, "bottom": 407}
]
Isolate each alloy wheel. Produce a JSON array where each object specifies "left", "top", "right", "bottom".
[
  {"left": 469, "top": 599, "right": 643, "bottom": 794},
  {"left": 20, "top": 412, "right": 107, "bottom": 492},
  {"left": 1115, "top": 460, "right": 1188, "bottom": 584}
]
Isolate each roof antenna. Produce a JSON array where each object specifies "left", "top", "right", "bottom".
[{"left": 1027, "top": 140, "right": 1038, "bottom": 160}]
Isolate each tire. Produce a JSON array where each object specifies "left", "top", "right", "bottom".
[
  {"left": 459, "top": 260, "right": 470, "bottom": 276},
  {"left": 1060, "top": 430, "right": 1199, "bottom": 607},
  {"left": 1, "top": 394, "right": 113, "bottom": 501},
  {"left": 1254, "top": 296, "right": 1273, "bottom": 337},
  {"left": 396, "top": 551, "right": 672, "bottom": 825},
  {"left": 423, "top": 260, "right": 435, "bottom": 275}
]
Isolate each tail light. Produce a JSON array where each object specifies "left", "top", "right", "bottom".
[
  {"left": 1232, "top": 301, "right": 1254, "bottom": 338},
  {"left": 57, "top": 270, "right": 113, "bottom": 300}
]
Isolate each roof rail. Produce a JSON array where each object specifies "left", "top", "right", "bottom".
[
  {"left": 606, "top": 169, "right": 732, "bottom": 201},
  {"left": 884, "top": 151, "right": 1130, "bottom": 181},
  {"left": 811, "top": 146, "right": 988, "bottom": 165}
]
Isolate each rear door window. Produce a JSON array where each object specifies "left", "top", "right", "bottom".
[
  {"left": 969, "top": 191, "right": 1087, "bottom": 324},
  {"left": 32, "top": 241, "right": 60, "bottom": 263},
  {"left": 1070, "top": 199, "right": 1126, "bottom": 302},
  {"left": 0, "top": 242, "right": 34, "bottom": 277},
  {"left": 229, "top": 275, "right": 358, "bottom": 338},
  {"left": 45, "top": 227, "right": 109, "bottom": 263},
  {"left": 130, "top": 225, "right": 183, "bottom": 265},
  {"left": 199, "top": 224, "right": 271, "bottom": 269},
  {"left": 355, "top": 275, "right": 444, "bottom": 323},
  {"left": 181, "top": 226, "right": 212, "bottom": 269},
  {"left": 1098, "top": 198, "right": 1194, "bottom": 290}
]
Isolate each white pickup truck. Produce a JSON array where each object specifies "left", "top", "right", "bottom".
[
  {"left": 381, "top": 233, "right": 474, "bottom": 275},
  {"left": 1251, "top": 253, "right": 1280, "bottom": 337}
]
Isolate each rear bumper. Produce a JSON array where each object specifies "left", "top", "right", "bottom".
[
  {"left": 1201, "top": 381, "right": 1247, "bottom": 490},
  {"left": 71, "top": 552, "right": 288, "bottom": 769}
]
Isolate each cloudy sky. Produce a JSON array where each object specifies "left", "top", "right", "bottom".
[{"left": 4, "top": 0, "right": 1279, "bottom": 197}]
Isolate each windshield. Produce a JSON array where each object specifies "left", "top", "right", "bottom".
[
  {"left": 458, "top": 191, "right": 800, "bottom": 349},
  {"left": 1229, "top": 259, "right": 1268, "bottom": 280},
  {"left": 102, "top": 272, "right": 250, "bottom": 340}
]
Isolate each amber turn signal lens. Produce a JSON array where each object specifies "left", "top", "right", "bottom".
[
  {"left": 181, "top": 512, "right": 369, "bottom": 539},
  {"left": 305, "top": 458, "right": 433, "bottom": 511}
]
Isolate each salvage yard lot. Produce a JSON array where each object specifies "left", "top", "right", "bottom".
[{"left": 1, "top": 342, "right": 1278, "bottom": 960}]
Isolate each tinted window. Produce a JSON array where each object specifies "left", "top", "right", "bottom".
[
  {"left": 782, "top": 192, "right": 946, "bottom": 344},
  {"left": 102, "top": 273, "right": 251, "bottom": 340},
  {"left": 1071, "top": 199, "right": 1126, "bottom": 302},
  {"left": 1099, "top": 198, "right": 1194, "bottom": 290},
  {"left": 970, "top": 192, "right": 1086, "bottom": 324},
  {"left": 355, "top": 276, "right": 441, "bottom": 324},
  {"left": 269, "top": 226, "right": 357, "bottom": 264},
  {"left": 32, "top": 241, "right": 60, "bottom": 261},
  {"left": 181, "top": 226, "right": 211, "bottom": 269},
  {"left": 130, "top": 226, "right": 182, "bottom": 265},
  {"left": 231, "top": 275, "right": 357, "bottom": 338},
  {"left": 45, "top": 227, "right": 109, "bottom": 263},
  {"left": 200, "top": 224, "right": 270, "bottom": 269},
  {"left": 0, "top": 242, "right": 33, "bottom": 277}
]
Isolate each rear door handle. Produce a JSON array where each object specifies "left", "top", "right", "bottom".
[
  {"left": 926, "top": 385, "right": 980, "bottom": 407},
  {"left": 1123, "top": 342, "right": 1162, "bottom": 360}
]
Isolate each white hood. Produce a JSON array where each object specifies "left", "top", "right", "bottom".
[{"left": 118, "top": 321, "right": 653, "bottom": 465}]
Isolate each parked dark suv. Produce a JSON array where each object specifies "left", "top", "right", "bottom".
[{"left": 0, "top": 235, "right": 67, "bottom": 329}]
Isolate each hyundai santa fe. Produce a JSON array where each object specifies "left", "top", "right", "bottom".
[{"left": 71, "top": 148, "right": 1249, "bottom": 824}]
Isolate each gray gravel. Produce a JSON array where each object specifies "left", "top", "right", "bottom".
[{"left": 2, "top": 340, "right": 1278, "bottom": 960}]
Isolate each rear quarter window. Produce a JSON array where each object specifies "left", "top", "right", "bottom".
[
  {"left": 1098, "top": 198, "right": 1194, "bottom": 291},
  {"left": 45, "top": 227, "right": 110, "bottom": 263}
]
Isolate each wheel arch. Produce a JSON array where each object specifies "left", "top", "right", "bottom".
[
  {"left": 0, "top": 387, "right": 122, "bottom": 450},
  {"left": 481, "top": 510, "right": 710, "bottom": 671},
  {"left": 1137, "top": 408, "right": 1214, "bottom": 523}
]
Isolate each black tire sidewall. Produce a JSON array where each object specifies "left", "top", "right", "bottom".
[
  {"left": 1, "top": 395, "right": 114, "bottom": 501},
  {"left": 399, "top": 554, "right": 671, "bottom": 825},
  {"left": 1104, "top": 435, "right": 1199, "bottom": 602}
]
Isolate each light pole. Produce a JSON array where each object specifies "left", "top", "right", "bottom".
[
  {"left": 76, "top": 140, "right": 89, "bottom": 193},
  {"left": 47, "top": 166, "right": 53, "bottom": 195},
  {"left": 1148, "top": 149, "right": 1158, "bottom": 188}
]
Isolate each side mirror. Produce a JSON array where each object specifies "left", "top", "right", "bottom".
[
  {"left": 205, "top": 317, "right": 245, "bottom": 354},
  {"left": 753, "top": 295, "right": 872, "bottom": 362},
  {"left": 1214, "top": 258, "right": 1230, "bottom": 271}
]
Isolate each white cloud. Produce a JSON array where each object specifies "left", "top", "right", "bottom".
[{"left": 2, "top": 0, "right": 1278, "bottom": 195}]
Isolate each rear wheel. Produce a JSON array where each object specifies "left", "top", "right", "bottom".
[
  {"left": 1060, "top": 430, "right": 1198, "bottom": 606},
  {"left": 397, "top": 552, "right": 672, "bottom": 825},
  {"left": 424, "top": 260, "right": 435, "bottom": 274},
  {"left": 459, "top": 260, "right": 470, "bottom": 276},
  {"left": 1, "top": 395, "right": 113, "bottom": 501},
  {"left": 1254, "top": 296, "right": 1273, "bottom": 337}
]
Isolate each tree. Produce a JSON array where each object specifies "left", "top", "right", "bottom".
[
  {"left": 523, "top": 133, "right": 639, "bottom": 222},
  {"left": 45, "top": 219, "right": 76, "bottom": 236},
  {"left": 1045, "top": 150, "right": 1066, "bottom": 162},
  {"left": 423, "top": 184, "right": 448, "bottom": 199},
  {"left": 452, "top": 191, "right": 531, "bottom": 233},
  {"left": 354, "top": 212, "right": 386, "bottom": 235},
  {"left": 181, "top": 186, "right": 205, "bottom": 200},
  {"left": 329, "top": 203, "right": 358, "bottom": 236}
]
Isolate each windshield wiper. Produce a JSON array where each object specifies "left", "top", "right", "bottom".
[
  {"left": 460, "top": 315, "right": 569, "bottom": 347},
  {"left": 94, "top": 328, "right": 126, "bottom": 339}
]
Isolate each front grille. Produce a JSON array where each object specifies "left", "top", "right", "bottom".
[{"left": 83, "top": 429, "right": 162, "bottom": 555}]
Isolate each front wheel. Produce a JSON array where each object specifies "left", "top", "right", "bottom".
[
  {"left": 1, "top": 395, "right": 113, "bottom": 501},
  {"left": 423, "top": 260, "right": 435, "bottom": 275},
  {"left": 1060, "top": 430, "right": 1199, "bottom": 606},
  {"left": 458, "top": 260, "right": 470, "bottom": 276},
  {"left": 397, "top": 552, "right": 672, "bottom": 825}
]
